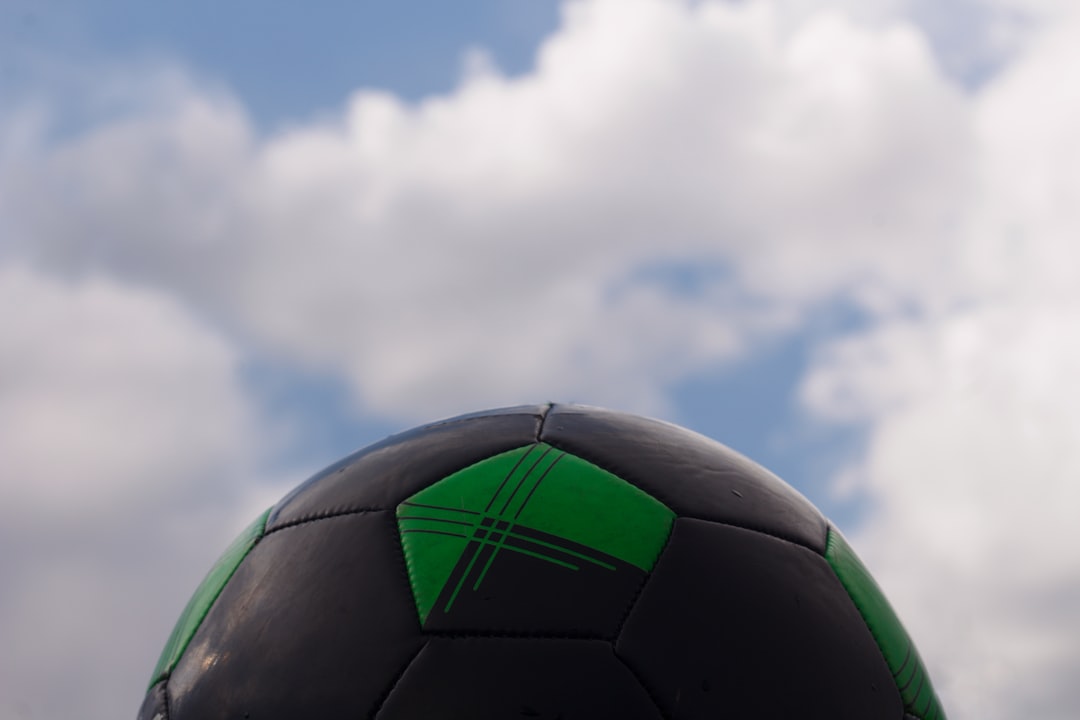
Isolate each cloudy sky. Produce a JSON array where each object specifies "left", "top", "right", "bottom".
[{"left": 2, "top": 0, "right": 1079, "bottom": 717}]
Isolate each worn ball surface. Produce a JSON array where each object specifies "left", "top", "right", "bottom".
[{"left": 139, "top": 404, "right": 945, "bottom": 719}]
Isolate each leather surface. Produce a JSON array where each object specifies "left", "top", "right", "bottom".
[
  {"left": 136, "top": 681, "right": 167, "bottom": 720},
  {"left": 268, "top": 405, "right": 547, "bottom": 529},
  {"left": 377, "top": 637, "right": 664, "bottom": 719},
  {"left": 540, "top": 404, "right": 829, "bottom": 552},
  {"left": 140, "top": 404, "right": 927, "bottom": 719},
  {"left": 419, "top": 521, "right": 648, "bottom": 638},
  {"left": 616, "top": 517, "right": 903, "bottom": 718},
  {"left": 167, "top": 512, "right": 424, "bottom": 719}
]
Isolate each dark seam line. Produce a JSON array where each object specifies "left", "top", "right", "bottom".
[
  {"left": 893, "top": 640, "right": 914, "bottom": 678},
  {"left": 915, "top": 682, "right": 934, "bottom": 717},
  {"left": 397, "top": 516, "right": 475, "bottom": 527},
  {"left": 370, "top": 640, "right": 429, "bottom": 720},
  {"left": 152, "top": 525, "right": 267, "bottom": 687},
  {"left": 513, "top": 452, "right": 566, "bottom": 520},
  {"left": 612, "top": 515, "right": 676, "bottom": 644},
  {"left": 906, "top": 667, "right": 927, "bottom": 710},
  {"left": 161, "top": 678, "right": 172, "bottom": 720},
  {"left": 484, "top": 444, "right": 539, "bottom": 514},
  {"left": 401, "top": 529, "right": 469, "bottom": 539},
  {"left": 410, "top": 408, "right": 542, "bottom": 434},
  {"left": 825, "top": 525, "right": 919, "bottom": 717},
  {"left": 899, "top": 658, "right": 921, "bottom": 694},
  {"left": 530, "top": 437, "right": 826, "bottom": 555},
  {"left": 678, "top": 514, "right": 820, "bottom": 553},
  {"left": 265, "top": 507, "right": 384, "bottom": 537},
  {"left": 610, "top": 646, "right": 672, "bottom": 720},
  {"left": 400, "top": 501, "right": 480, "bottom": 515},
  {"left": 421, "top": 629, "right": 609, "bottom": 640},
  {"left": 386, "top": 508, "right": 426, "bottom": 634},
  {"left": 535, "top": 402, "right": 554, "bottom": 442}
]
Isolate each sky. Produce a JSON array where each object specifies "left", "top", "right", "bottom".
[{"left": 1, "top": 0, "right": 1079, "bottom": 718}]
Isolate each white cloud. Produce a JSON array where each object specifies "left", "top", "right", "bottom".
[
  {"left": 2, "top": 0, "right": 971, "bottom": 422},
  {"left": 806, "top": 303, "right": 1080, "bottom": 719},
  {"left": 3, "top": 1, "right": 1080, "bottom": 718},
  {"left": 801, "top": 11, "right": 1080, "bottom": 718},
  {"left": 0, "top": 267, "right": 272, "bottom": 720},
  {"left": 0, "top": 266, "right": 252, "bottom": 520}
]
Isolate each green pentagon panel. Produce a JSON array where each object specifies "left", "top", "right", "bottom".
[
  {"left": 825, "top": 528, "right": 947, "bottom": 720},
  {"left": 149, "top": 508, "right": 271, "bottom": 688},
  {"left": 397, "top": 443, "right": 676, "bottom": 627}
]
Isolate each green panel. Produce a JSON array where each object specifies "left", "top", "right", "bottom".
[
  {"left": 396, "top": 509, "right": 471, "bottom": 622},
  {"left": 407, "top": 443, "right": 559, "bottom": 519},
  {"left": 397, "top": 443, "right": 675, "bottom": 624},
  {"left": 148, "top": 508, "right": 271, "bottom": 688},
  {"left": 825, "top": 528, "right": 947, "bottom": 720},
  {"left": 512, "top": 451, "right": 674, "bottom": 571}
]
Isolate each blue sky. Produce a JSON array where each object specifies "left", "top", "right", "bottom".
[
  {"left": 2, "top": 1, "right": 560, "bottom": 123},
  {"left": 3, "top": 1, "right": 1080, "bottom": 719},
  {"left": 2, "top": 0, "right": 865, "bottom": 502}
]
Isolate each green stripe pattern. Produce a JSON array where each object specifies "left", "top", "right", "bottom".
[
  {"left": 148, "top": 508, "right": 271, "bottom": 688},
  {"left": 825, "top": 528, "right": 946, "bottom": 720},
  {"left": 397, "top": 443, "right": 675, "bottom": 624}
]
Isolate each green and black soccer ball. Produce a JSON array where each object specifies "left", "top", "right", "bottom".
[{"left": 139, "top": 404, "right": 946, "bottom": 719}]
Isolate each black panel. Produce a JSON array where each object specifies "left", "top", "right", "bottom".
[
  {"left": 423, "top": 522, "right": 646, "bottom": 637},
  {"left": 137, "top": 680, "right": 167, "bottom": 720},
  {"left": 167, "top": 512, "right": 424, "bottom": 719},
  {"left": 269, "top": 405, "right": 546, "bottom": 529},
  {"left": 541, "top": 404, "right": 827, "bottom": 552},
  {"left": 616, "top": 518, "right": 902, "bottom": 719},
  {"left": 377, "top": 637, "right": 664, "bottom": 720}
]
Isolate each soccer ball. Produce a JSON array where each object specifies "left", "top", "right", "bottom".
[{"left": 138, "top": 404, "right": 946, "bottom": 719}]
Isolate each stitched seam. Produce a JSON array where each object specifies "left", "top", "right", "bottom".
[
  {"left": 611, "top": 645, "right": 671, "bottom": 720},
  {"left": 826, "top": 526, "right": 923, "bottom": 719},
  {"left": 415, "top": 406, "right": 547, "bottom": 434},
  {"left": 370, "top": 640, "right": 429, "bottom": 719},
  {"left": 147, "top": 509, "right": 273, "bottom": 691},
  {"left": 612, "top": 516, "right": 676, "bottom": 644},
  {"left": 420, "top": 629, "right": 610, "bottom": 640},
  {"left": 160, "top": 678, "right": 171, "bottom": 720},
  {"left": 387, "top": 505, "right": 433, "bottom": 636},
  {"left": 534, "top": 438, "right": 823, "bottom": 554},
  {"left": 267, "top": 407, "right": 547, "bottom": 525},
  {"left": 369, "top": 512, "right": 431, "bottom": 718},
  {"left": 535, "top": 402, "right": 554, "bottom": 441},
  {"left": 264, "top": 507, "right": 383, "bottom": 536},
  {"left": 677, "top": 514, "right": 821, "bottom": 553}
]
